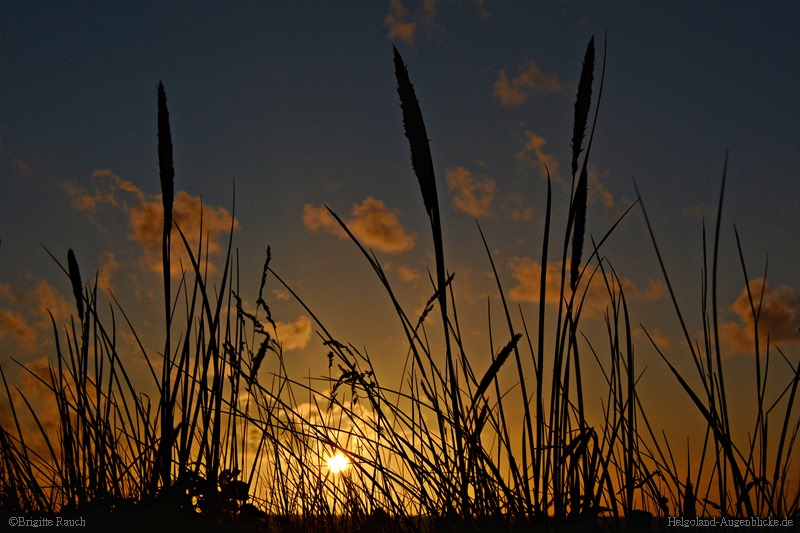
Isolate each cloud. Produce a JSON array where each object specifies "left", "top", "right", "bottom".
[
  {"left": 719, "top": 278, "right": 800, "bottom": 353},
  {"left": 0, "top": 310, "right": 37, "bottom": 348},
  {"left": 508, "top": 257, "right": 665, "bottom": 318},
  {"left": 515, "top": 136, "right": 621, "bottom": 216},
  {"left": 0, "top": 279, "right": 74, "bottom": 353},
  {"left": 63, "top": 181, "right": 118, "bottom": 212},
  {"left": 384, "top": 0, "right": 438, "bottom": 44},
  {"left": 589, "top": 168, "right": 618, "bottom": 216},
  {"left": 276, "top": 315, "right": 313, "bottom": 351},
  {"left": 502, "top": 193, "right": 534, "bottom": 222},
  {"left": 64, "top": 169, "right": 145, "bottom": 212},
  {"left": 634, "top": 327, "right": 674, "bottom": 350},
  {"left": 304, "top": 197, "right": 416, "bottom": 254},
  {"left": 396, "top": 264, "right": 419, "bottom": 282},
  {"left": 97, "top": 252, "right": 120, "bottom": 292},
  {"left": 445, "top": 166, "right": 496, "bottom": 218},
  {"left": 128, "top": 190, "right": 238, "bottom": 274},
  {"left": 516, "top": 132, "right": 564, "bottom": 185},
  {"left": 508, "top": 258, "right": 563, "bottom": 306},
  {"left": 273, "top": 289, "right": 292, "bottom": 302},
  {"left": 493, "top": 60, "right": 566, "bottom": 106},
  {"left": 385, "top": 0, "right": 417, "bottom": 44},
  {"left": 303, "top": 204, "right": 338, "bottom": 234},
  {"left": 384, "top": 262, "right": 420, "bottom": 282},
  {"left": 64, "top": 169, "right": 238, "bottom": 277}
]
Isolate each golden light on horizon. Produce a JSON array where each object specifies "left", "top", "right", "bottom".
[{"left": 326, "top": 452, "right": 350, "bottom": 474}]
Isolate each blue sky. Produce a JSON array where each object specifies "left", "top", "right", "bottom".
[{"left": 2, "top": 1, "right": 800, "bottom": 474}]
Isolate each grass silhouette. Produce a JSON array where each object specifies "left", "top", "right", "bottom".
[{"left": 1, "top": 37, "right": 798, "bottom": 532}]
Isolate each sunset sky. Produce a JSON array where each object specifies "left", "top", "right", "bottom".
[{"left": 2, "top": 2, "right": 800, "bottom": 468}]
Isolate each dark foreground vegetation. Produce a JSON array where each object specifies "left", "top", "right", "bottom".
[{"left": 1, "top": 38, "right": 798, "bottom": 532}]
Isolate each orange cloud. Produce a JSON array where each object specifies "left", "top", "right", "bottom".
[
  {"left": 96, "top": 252, "right": 120, "bottom": 292},
  {"left": 64, "top": 169, "right": 145, "bottom": 211},
  {"left": 0, "top": 279, "right": 74, "bottom": 354},
  {"left": 303, "top": 204, "right": 340, "bottom": 234},
  {"left": 384, "top": 262, "right": 420, "bottom": 283},
  {"left": 304, "top": 197, "right": 416, "bottom": 254},
  {"left": 516, "top": 132, "right": 564, "bottom": 186},
  {"left": 385, "top": 0, "right": 417, "bottom": 44},
  {"left": 446, "top": 166, "right": 496, "bottom": 218},
  {"left": 508, "top": 258, "right": 563, "bottom": 306},
  {"left": 515, "top": 137, "right": 620, "bottom": 216},
  {"left": 276, "top": 316, "right": 313, "bottom": 351},
  {"left": 493, "top": 60, "right": 566, "bottom": 106},
  {"left": 589, "top": 168, "right": 618, "bottom": 216},
  {"left": 719, "top": 278, "right": 800, "bottom": 353},
  {"left": 273, "top": 289, "right": 292, "bottom": 302},
  {"left": 129, "top": 190, "right": 238, "bottom": 275},
  {"left": 502, "top": 193, "right": 534, "bottom": 222},
  {"left": 396, "top": 264, "right": 419, "bottom": 282},
  {"left": 64, "top": 169, "right": 238, "bottom": 277},
  {"left": 384, "top": 0, "right": 438, "bottom": 44},
  {"left": 508, "top": 257, "right": 665, "bottom": 318},
  {"left": 0, "top": 310, "right": 37, "bottom": 348},
  {"left": 634, "top": 327, "right": 674, "bottom": 350}
]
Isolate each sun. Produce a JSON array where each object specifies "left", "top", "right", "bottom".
[{"left": 326, "top": 452, "right": 350, "bottom": 474}]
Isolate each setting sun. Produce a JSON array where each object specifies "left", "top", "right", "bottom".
[{"left": 326, "top": 453, "right": 350, "bottom": 474}]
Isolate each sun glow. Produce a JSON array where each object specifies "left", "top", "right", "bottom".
[{"left": 326, "top": 452, "right": 350, "bottom": 474}]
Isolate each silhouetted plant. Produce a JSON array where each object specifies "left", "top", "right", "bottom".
[{"left": 1, "top": 35, "right": 797, "bottom": 533}]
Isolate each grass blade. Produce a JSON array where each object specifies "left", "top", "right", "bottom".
[{"left": 67, "top": 249, "right": 84, "bottom": 322}]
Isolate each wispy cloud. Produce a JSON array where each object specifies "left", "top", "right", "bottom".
[
  {"left": 0, "top": 279, "right": 74, "bottom": 353},
  {"left": 502, "top": 192, "right": 534, "bottom": 222},
  {"left": 384, "top": 0, "right": 490, "bottom": 43},
  {"left": 96, "top": 252, "right": 120, "bottom": 293},
  {"left": 0, "top": 310, "right": 37, "bottom": 348},
  {"left": 385, "top": 262, "right": 420, "bottom": 282},
  {"left": 276, "top": 315, "right": 313, "bottom": 351},
  {"left": 64, "top": 169, "right": 238, "bottom": 278},
  {"left": 516, "top": 132, "right": 564, "bottom": 185},
  {"left": 588, "top": 167, "right": 625, "bottom": 219},
  {"left": 508, "top": 257, "right": 665, "bottom": 318},
  {"left": 719, "top": 278, "right": 800, "bottom": 353},
  {"left": 634, "top": 327, "right": 675, "bottom": 349},
  {"left": 493, "top": 60, "right": 566, "bottom": 106},
  {"left": 129, "top": 190, "right": 237, "bottom": 274},
  {"left": 515, "top": 136, "right": 621, "bottom": 216},
  {"left": 445, "top": 166, "right": 496, "bottom": 218},
  {"left": 385, "top": 0, "right": 419, "bottom": 44},
  {"left": 304, "top": 197, "right": 416, "bottom": 254},
  {"left": 396, "top": 264, "right": 419, "bottom": 282}
]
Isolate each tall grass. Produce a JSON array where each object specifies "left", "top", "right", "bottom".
[
  {"left": 156, "top": 80, "right": 175, "bottom": 492},
  {"left": 636, "top": 158, "right": 800, "bottom": 519},
  {"left": 1, "top": 37, "right": 798, "bottom": 532}
]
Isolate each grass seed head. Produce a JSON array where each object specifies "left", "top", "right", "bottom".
[
  {"left": 157, "top": 81, "right": 175, "bottom": 235},
  {"left": 393, "top": 46, "right": 438, "bottom": 219},
  {"left": 571, "top": 36, "right": 594, "bottom": 179}
]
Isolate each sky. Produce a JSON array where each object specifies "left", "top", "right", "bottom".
[{"left": 2, "top": 1, "right": 800, "bottom": 484}]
